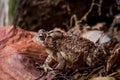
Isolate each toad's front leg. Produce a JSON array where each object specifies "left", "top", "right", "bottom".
[{"left": 40, "top": 55, "right": 53, "bottom": 72}]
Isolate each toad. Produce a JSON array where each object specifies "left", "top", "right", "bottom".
[{"left": 33, "top": 29, "right": 105, "bottom": 72}]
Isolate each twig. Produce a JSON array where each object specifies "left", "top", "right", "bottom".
[
  {"left": 98, "top": 0, "right": 103, "bottom": 16},
  {"left": 78, "top": 0, "right": 103, "bottom": 22},
  {"left": 69, "top": 14, "right": 78, "bottom": 28},
  {"left": 53, "top": 73, "right": 70, "bottom": 80},
  {"left": 86, "top": 65, "right": 104, "bottom": 79},
  {"left": 79, "top": 0, "right": 95, "bottom": 22},
  {"left": 35, "top": 72, "right": 46, "bottom": 80},
  {"left": 108, "top": 72, "right": 118, "bottom": 77}
]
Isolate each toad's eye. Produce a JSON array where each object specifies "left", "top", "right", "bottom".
[{"left": 39, "top": 34, "right": 44, "bottom": 40}]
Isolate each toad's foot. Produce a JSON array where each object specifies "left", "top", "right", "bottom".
[{"left": 40, "top": 64, "right": 53, "bottom": 72}]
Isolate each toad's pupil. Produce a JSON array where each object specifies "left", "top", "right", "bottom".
[{"left": 39, "top": 36, "right": 44, "bottom": 40}]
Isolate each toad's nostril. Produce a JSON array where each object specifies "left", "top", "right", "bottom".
[{"left": 43, "top": 42, "right": 47, "bottom": 46}]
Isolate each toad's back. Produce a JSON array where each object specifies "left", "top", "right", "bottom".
[{"left": 56, "top": 35, "right": 96, "bottom": 65}]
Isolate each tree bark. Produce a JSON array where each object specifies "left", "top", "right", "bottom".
[{"left": 0, "top": 0, "right": 9, "bottom": 26}]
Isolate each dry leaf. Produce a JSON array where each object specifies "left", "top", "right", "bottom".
[
  {"left": 90, "top": 76, "right": 115, "bottom": 80},
  {"left": 0, "top": 26, "right": 47, "bottom": 80}
]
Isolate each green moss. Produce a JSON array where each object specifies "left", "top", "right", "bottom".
[
  {"left": 117, "top": 6, "right": 120, "bottom": 11},
  {"left": 9, "top": 0, "right": 16, "bottom": 24}
]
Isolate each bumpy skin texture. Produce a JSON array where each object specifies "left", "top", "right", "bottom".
[{"left": 33, "top": 29, "right": 104, "bottom": 72}]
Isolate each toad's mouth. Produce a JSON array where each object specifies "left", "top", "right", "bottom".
[{"left": 32, "top": 36, "right": 45, "bottom": 47}]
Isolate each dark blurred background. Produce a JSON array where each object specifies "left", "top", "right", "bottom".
[{"left": 1, "top": 0, "right": 120, "bottom": 31}]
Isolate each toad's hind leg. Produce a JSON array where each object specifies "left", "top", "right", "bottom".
[{"left": 55, "top": 52, "right": 66, "bottom": 70}]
